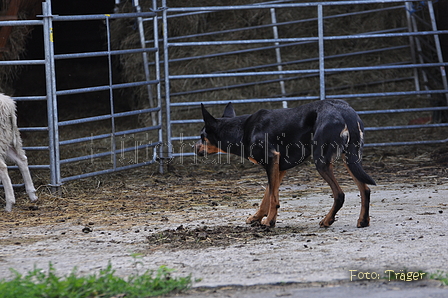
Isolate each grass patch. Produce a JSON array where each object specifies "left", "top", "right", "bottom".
[
  {"left": 429, "top": 271, "right": 448, "bottom": 286},
  {"left": 0, "top": 263, "right": 193, "bottom": 298}
]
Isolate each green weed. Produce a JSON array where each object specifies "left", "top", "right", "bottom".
[
  {"left": 429, "top": 271, "right": 448, "bottom": 286},
  {"left": 0, "top": 262, "right": 192, "bottom": 298}
]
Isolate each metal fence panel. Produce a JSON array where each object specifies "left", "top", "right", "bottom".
[
  {"left": 161, "top": 0, "right": 448, "bottom": 158},
  {"left": 2, "top": 0, "right": 163, "bottom": 190}
]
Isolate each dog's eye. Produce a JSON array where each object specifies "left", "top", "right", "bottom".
[{"left": 201, "top": 134, "right": 206, "bottom": 142}]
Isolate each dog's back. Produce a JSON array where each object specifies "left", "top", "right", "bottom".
[{"left": 243, "top": 99, "right": 373, "bottom": 183}]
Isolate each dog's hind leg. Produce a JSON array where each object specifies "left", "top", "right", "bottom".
[
  {"left": 344, "top": 163, "right": 371, "bottom": 228},
  {"left": 316, "top": 162, "right": 345, "bottom": 228}
]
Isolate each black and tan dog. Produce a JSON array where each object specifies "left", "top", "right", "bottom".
[{"left": 194, "top": 99, "right": 376, "bottom": 228}]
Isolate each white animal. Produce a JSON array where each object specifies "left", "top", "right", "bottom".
[{"left": 0, "top": 94, "right": 37, "bottom": 211}]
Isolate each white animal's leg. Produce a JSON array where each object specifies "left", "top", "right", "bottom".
[
  {"left": 0, "top": 160, "right": 15, "bottom": 212},
  {"left": 6, "top": 148, "right": 37, "bottom": 202}
]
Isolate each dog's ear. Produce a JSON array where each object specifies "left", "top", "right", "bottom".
[
  {"left": 201, "top": 104, "right": 217, "bottom": 127},
  {"left": 222, "top": 102, "right": 236, "bottom": 118}
]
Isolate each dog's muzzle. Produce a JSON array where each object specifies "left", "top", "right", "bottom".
[{"left": 194, "top": 140, "right": 205, "bottom": 156}]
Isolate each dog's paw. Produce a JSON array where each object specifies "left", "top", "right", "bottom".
[
  {"left": 261, "top": 217, "right": 276, "bottom": 227},
  {"left": 319, "top": 217, "right": 334, "bottom": 228},
  {"left": 246, "top": 214, "right": 262, "bottom": 224},
  {"left": 357, "top": 218, "right": 370, "bottom": 228}
]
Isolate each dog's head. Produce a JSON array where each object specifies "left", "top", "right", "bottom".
[{"left": 194, "top": 102, "right": 236, "bottom": 156}]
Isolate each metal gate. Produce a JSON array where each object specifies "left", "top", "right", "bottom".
[
  {"left": 1, "top": 0, "right": 163, "bottom": 190},
  {"left": 1, "top": 0, "right": 447, "bottom": 190},
  {"left": 161, "top": 0, "right": 448, "bottom": 159}
]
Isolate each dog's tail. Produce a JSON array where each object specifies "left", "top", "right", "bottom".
[
  {"left": 345, "top": 157, "right": 376, "bottom": 185},
  {"left": 343, "top": 123, "right": 376, "bottom": 186}
]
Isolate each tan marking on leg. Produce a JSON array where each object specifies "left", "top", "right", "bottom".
[
  {"left": 261, "top": 151, "right": 286, "bottom": 227},
  {"left": 246, "top": 185, "right": 270, "bottom": 224},
  {"left": 247, "top": 152, "right": 286, "bottom": 226}
]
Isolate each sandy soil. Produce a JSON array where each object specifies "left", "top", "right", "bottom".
[{"left": 0, "top": 151, "right": 447, "bottom": 292}]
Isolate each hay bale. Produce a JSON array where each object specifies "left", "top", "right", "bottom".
[{"left": 0, "top": 0, "right": 39, "bottom": 94}]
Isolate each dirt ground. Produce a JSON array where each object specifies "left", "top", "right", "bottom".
[{"left": 0, "top": 148, "right": 448, "bottom": 294}]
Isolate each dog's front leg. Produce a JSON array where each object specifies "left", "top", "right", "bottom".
[
  {"left": 261, "top": 152, "right": 286, "bottom": 227},
  {"left": 246, "top": 186, "right": 270, "bottom": 224}
]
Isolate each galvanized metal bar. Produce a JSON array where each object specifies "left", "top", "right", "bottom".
[
  {"left": 405, "top": 2, "right": 421, "bottom": 93},
  {"left": 23, "top": 146, "right": 49, "bottom": 151},
  {"left": 0, "top": 20, "right": 42, "bottom": 26},
  {"left": 365, "top": 123, "right": 448, "bottom": 131},
  {"left": 356, "top": 106, "right": 448, "bottom": 115},
  {"left": 428, "top": 0, "right": 448, "bottom": 105},
  {"left": 13, "top": 96, "right": 47, "bottom": 101},
  {"left": 42, "top": 0, "right": 61, "bottom": 190},
  {"left": 166, "top": 1, "right": 412, "bottom": 12},
  {"left": 325, "top": 62, "right": 448, "bottom": 73},
  {"left": 0, "top": 60, "right": 44, "bottom": 65},
  {"left": 153, "top": 0, "right": 164, "bottom": 174},
  {"left": 409, "top": 3, "right": 431, "bottom": 95},
  {"left": 171, "top": 135, "right": 201, "bottom": 141},
  {"left": 57, "top": 107, "right": 161, "bottom": 127},
  {"left": 113, "top": 126, "right": 163, "bottom": 136},
  {"left": 60, "top": 141, "right": 161, "bottom": 165},
  {"left": 50, "top": 11, "right": 157, "bottom": 21},
  {"left": 168, "top": 62, "right": 448, "bottom": 80},
  {"left": 54, "top": 48, "right": 157, "bottom": 60},
  {"left": 60, "top": 159, "right": 158, "bottom": 183},
  {"left": 19, "top": 127, "right": 48, "bottom": 132},
  {"left": 59, "top": 133, "right": 113, "bottom": 146},
  {"left": 365, "top": 138, "right": 448, "bottom": 147},
  {"left": 270, "top": 8, "right": 287, "bottom": 108},
  {"left": 112, "top": 107, "right": 161, "bottom": 119},
  {"left": 318, "top": 4, "right": 325, "bottom": 100},
  {"left": 58, "top": 114, "right": 112, "bottom": 126},
  {"left": 170, "top": 97, "right": 319, "bottom": 108},
  {"left": 55, "top": 80, "right": 159, "bottom": 96},
  {"left": 10, "top": 165, "right": 50, "bottom": 170},
  {"left": 167, "top": 30, "right": 448, "bottom": 47},
  {"left": 162, "top": 0, "right": 173, "bottom": 163},
  {"left": 104, "top": 14, "right": 118, "bottom": 170},
  {"left": 133, "top": 0, "right": 157, "bottom": 126},
  {"left": 328, "top": 89, "right": 448, "bottom": 99}
]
